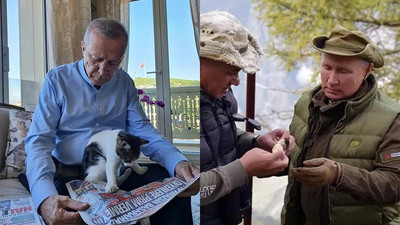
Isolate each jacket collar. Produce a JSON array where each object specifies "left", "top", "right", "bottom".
[
  {"left": 310, "top": 75, "right": 377, "bottom": 117},
  {"left": 200, "top": 89, "right": 235, "bottom": 106}
]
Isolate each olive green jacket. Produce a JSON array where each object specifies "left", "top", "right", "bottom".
[{"left": 282, "top": 76, "right": 400, "bottom": 225}]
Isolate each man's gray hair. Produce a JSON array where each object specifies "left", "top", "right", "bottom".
[{"left": 83, "top": 18, "right": 128, "bottom": 49}]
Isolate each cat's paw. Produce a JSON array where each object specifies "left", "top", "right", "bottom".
[
  {"left": 105, "top": 183, "right": 119, "bottom": 193},
  {"left": 136, "top": 166, "right": 148, "bottom": 175},
  {"left": 122, "top": 168, "right": 132, "bottom": 177},
  {"left": 84, "top": 174, "right": 97, "bottom": 182}
]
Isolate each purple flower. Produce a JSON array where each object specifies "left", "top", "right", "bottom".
[
  {"left": 138, "top": 92, "right": 164, "bottom": 109},
  {"left": 140, "top": 95, "right": 150, "bottom": 102},
  {"left": 155, "top": 100, "right": 165, "bottom": 108}
]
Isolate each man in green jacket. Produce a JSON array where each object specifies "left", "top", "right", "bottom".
[{"left": 282, "top": 25, "right": 400, "bottom": 225}]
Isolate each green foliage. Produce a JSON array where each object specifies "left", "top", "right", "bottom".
[
  {"left": 133, "top": 77, "right": 199, "bottom": 88},
  {"left": 252, "top": 0, "right": 400, "bottom": 99}
]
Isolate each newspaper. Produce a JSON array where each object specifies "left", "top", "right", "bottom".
[
  {"left": 0, "top": 197, "right": 43, "bottom": 225},
  {"left": 66, "top": 175, "right": 199, "bottom": 225}
]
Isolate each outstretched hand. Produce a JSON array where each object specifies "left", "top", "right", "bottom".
[
  {"left": 39, "top": 195, "right": 89, "bottom": 225},
  {"left": 256, "top": 129, "right": 295, "bottom": 156},
  {"left": 239, "top": 147, "right": 289, "bottom": 177},
  {"left": 175, "top": 161, "right": 200, "bottom": 197}
]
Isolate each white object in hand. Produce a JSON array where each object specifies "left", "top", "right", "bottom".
[{"left": 272, "top": 138, "right": 289, "bottom": 153}]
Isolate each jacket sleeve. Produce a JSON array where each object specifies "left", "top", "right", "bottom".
[
  {"left": 200, "top": 159, "right": 248, "bottom": 206},
  {"left": 236, "top": 128, "right": 258, "bottom": 157},
  {"left": 335, "top": 115, "right": 400, "bottom": 204}
]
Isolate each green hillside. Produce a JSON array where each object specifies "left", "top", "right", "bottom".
[{"left": 133, "top": 77, "right": 199, "bottom": 88}]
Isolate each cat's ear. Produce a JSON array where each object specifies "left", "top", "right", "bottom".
[
  {"left": 118, "top": 131, "right": 130, "bottom": 138},
  {"left": 131, "top": 135, "right": 149, "bottom": 147},
  {"left": 119, "top": 131, "right": 149, "bottom": 146},
  {"left": 139, "top": 138, "right": 150, "bottom": 146}
]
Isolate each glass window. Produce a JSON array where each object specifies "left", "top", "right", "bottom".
[
  {"left": 166, "top": 0, "right": 200, "bottom": 151},
  {"left": 1, "top": 0, "right": 45, "bottom": 109},
  {"left": 7, "top": 0, "right": 21, "bottom": 106},
  {"left": 127, "top": 0, "right": 159, "bottom": 127},
  {"left": 127, "top": 0, "right": 199, "bottom": 158}
]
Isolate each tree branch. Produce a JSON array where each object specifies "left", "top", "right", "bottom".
[{"left": 273, "top": 1, "right": 400, "bottom": 27}]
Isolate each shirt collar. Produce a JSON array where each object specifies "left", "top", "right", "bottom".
[{"left": 312, "top": 78, "right": 372, "bottom": 112}]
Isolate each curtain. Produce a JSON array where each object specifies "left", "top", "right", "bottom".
[
  {"left": 46, "top": 0, "right": 91, "bottom": 70},
  {"left": 94, "top": 0, "right": 130, "bottom": 71},
  {"left": 189, "top": 0, "right": 199, "bottom": 56}
]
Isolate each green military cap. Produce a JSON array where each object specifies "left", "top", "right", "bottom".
[{"left": 311, "top": 25, "right": 384, "bottom": 68}]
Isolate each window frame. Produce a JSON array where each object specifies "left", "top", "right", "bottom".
[
  {"left": 0, "top": 0, "right": 46, "bottom": 108},
  {"left": 0, "top": 0, "right": 9, "bottom": 103},
  {"left": 152, "top": 0, "right": 173, "bottom": 142}
]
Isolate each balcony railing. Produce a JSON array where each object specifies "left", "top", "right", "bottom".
[{"left": 140, "top": 86, "right": 200, "bottom": 140}]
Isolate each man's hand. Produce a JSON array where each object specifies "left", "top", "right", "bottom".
[
  {"left": 256, "top": 129, "right": 295, "bottom": 156},
  {"left": 175, "top": 161, "right": 200, "bottom": 197},
  {"left": 39, "top": 195, "right": 89, "bottom": 225},
  {"left": 239, "top": 147, "right": 289, "bottom": 177},
  {"left": 291, "top": 158, "right": 342, "bottom": 186}
]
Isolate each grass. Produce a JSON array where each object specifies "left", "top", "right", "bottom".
[{"left": 133, "top": 77, "right": 199, "bottom": 88}]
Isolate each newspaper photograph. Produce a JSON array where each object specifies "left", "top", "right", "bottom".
[
  {"left": 66, "top": 175, "right": 199, "bottom": 225},
  {"left": 0, "top": 197, "right": 43, "bottom": 225}
]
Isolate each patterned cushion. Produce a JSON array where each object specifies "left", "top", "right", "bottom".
[{"left": 0, "top": 110, "right": 33, "bottom": 179}]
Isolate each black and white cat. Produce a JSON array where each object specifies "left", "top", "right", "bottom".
[{"left": 82, "top": 129, "right": 149, "bottom": 192}]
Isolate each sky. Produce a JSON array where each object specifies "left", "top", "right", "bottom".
[
  {"left": 7, "top": 0, "right": 20, "bottom": 80},
  {"left": 7, "top": 0, "right": 199, "bottom": 104},
  {"left": 7, "top": 0, "right": 21, "bottom": 104},
  {"left": 127, "top": 0, "right": 199, "bottom": 81}
]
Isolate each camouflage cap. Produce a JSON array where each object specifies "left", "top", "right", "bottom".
[
  {"left": 311, "top": 25, "right": 384, "bottom": 68},
  {"left": 200, "top": 11, "right": 263, "bottom": 74}
]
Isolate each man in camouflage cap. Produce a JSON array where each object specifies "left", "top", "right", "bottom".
[
  {"left": 282, "top": 25, "right": 400, "bottom": 225},
  {"left": 199, "top": 11, "right": 295, "bottom": 225}
]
